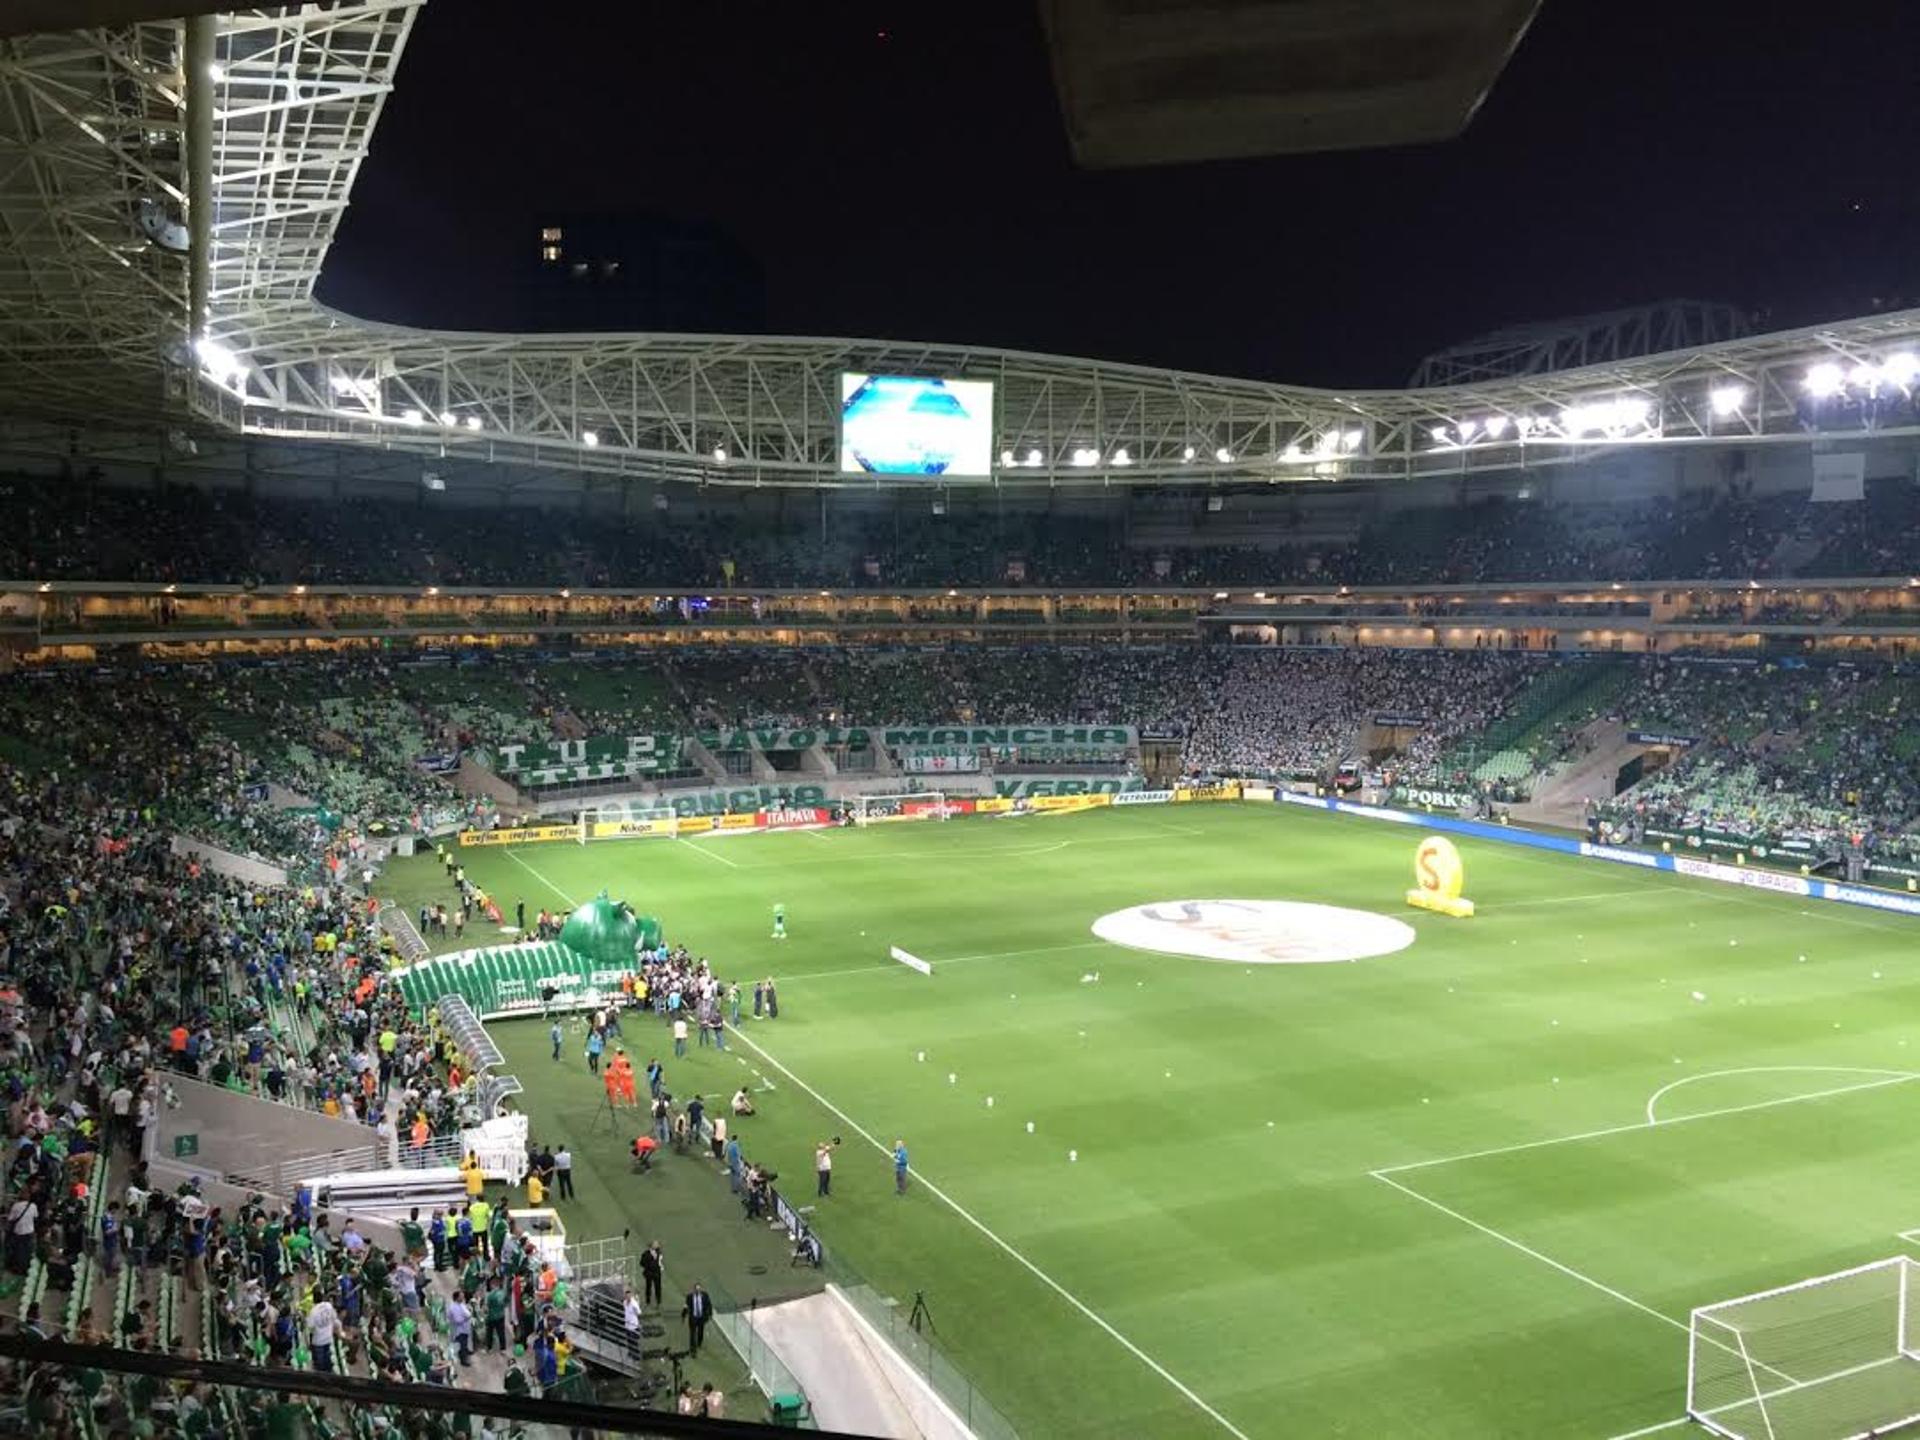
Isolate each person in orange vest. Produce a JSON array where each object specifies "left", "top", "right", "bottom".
[
  {"left": 610, "top": 1049, "right": 637, "bottom": 1106},
  {"left": 410, "top": 1112, "right": 430, "bottom": 1164}
]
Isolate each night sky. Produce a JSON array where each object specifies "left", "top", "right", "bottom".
[{"left": 318, "top": 0, "right": 1920, "bottom": 388}]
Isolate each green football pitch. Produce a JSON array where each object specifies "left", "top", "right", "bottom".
[{"left": 386, "top": 803, "right": 1920, "bottom": 1440}]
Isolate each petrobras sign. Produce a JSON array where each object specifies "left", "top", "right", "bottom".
[{"left": 1111, "top": 790, "right": 1175, "bottom": 806}]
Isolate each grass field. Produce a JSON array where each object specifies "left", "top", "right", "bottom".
[{"left": 386, "top": 802, "right": 1920, "bottom": 1440}]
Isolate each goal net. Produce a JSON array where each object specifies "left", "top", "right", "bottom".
[
  {"left": 578, "top": 805, "right": 680, "bottom": 844},
  {"left": 1688, "top": 1256, "right": 1920, "bottom": 1440},
  {"left": 851, "top": 792, "right": 949, "bottom": 826}
]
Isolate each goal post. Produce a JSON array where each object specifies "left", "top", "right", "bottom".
[
  {"left": 578, "top": 804, "right": 680, "bottom": 844},
  {"left": 1688, "top": 1256, "right": 1920, "bottom": 1440},
  {"left": 851, "top": 792, "right": 949, "bottom": 826}
]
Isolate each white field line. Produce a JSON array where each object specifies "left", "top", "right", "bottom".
[
  {"left": 1644, "top": 1065, "right": 1920, "bottom": 1125},
  {"left": 1603, "top": 1417, "right": 1691, "bottom": 1439},
  {"left": 1370, "top": 1170, "right": 1690, "bottom": 1335},
  {"left": 1373, "top": 1173, "right": 1803, "bottom": 1392},
  {"left": 482, "top": 866, "right": 1249, "bottom": 1440},
  {"left": 678, "top": 837, "right": 741, "bottom": 868},
  {"left": 722, "top": 1022, "right": 1255, "bottom": 1440},
  {"left": 1375, "top": 1072, "right": 1920, "bottom": 1178},
  {"left": 504, "top": 848, "right": 575, "bottom": 905},
  {"left": 1490, "top": 843, "right": 1915, "bottom": 935}
]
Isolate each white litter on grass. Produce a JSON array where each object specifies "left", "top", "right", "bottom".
[
  {"left": 1834, "top": 1022, "right": 1843, "bottom": 1030},
  {"left": 1164, "top": 1070, "right": 1172, "bottom": 1079},
  {"left": 1550, "top": 1019, "right": 1559, "bottom": 1026},
  {"left": 1730, "top": 939, "right": 1739, "bottom": 947},
  {"left": 1068, "top": 1150, "right": 1077, "bottom": 1163},
  {"left": 1079, "top": 972, "right": 1100, "bottom": 984},
  {"left": 1691, "top": 991, "right": 1707, "bottom": 1002},
  {"left": 1420, "top": 1097, "right": 1430, "bottom": 1105},
  {"left": 1552, "top": 1077, "right": 1560, "bottom": 1084},
  {"left": 1874, "top": 971, "right": 1883, "bottom": 980},
  {"left": 1799, "top": 955, "right": 1808, "bottom": 963},
  {"left": 947, "top": 1073, "right": 956, "bottom": 1085},
  {"left": 1026, "top": 1121, "right": 1035, "bottom": 1134},
  {"left": 916, "top": 1051, "right": 925, "bottom": 1062},
  {"left": 1674, "top": 1058, "right": 1683, "bottom": 1065},
  {"left": 986, "top": 1096, "right": 995, "bottom": 1108},
  {"left": 1266, "top": 1121, "right": 1275, "bottom": 1128}
]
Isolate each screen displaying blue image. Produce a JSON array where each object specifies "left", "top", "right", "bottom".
[{"left": 839, "top": 374, "right": 994, "bottom": 477}]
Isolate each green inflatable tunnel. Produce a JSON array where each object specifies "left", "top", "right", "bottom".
[{"left": 558, "top": 890, "right": 663, "bottom": 966}]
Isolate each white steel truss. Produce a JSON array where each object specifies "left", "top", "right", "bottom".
[{"left": 8, "top": 4, "right": 1920, "bottom": 490}]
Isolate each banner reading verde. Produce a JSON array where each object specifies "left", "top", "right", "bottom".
[{"left": 494, "top": 734, "right": 683, "bottom": 787}]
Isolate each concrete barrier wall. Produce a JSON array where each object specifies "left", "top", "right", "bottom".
[
  {"left": 170, "top": 834, "right": 289, "bottom": 887},
  {"left": 154, "top": 1073, "right": 394, "bottom": 1189}
]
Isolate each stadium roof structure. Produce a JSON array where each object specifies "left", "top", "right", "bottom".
[
  {"left": 1039, "top": 0, "right": 1545, "bottom": 168},
  {"left": 8, "top": 3, "right": 1920, "bottom": 491}
]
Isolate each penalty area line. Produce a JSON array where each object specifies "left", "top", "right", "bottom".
[
  {"left": 678, "top": 837, "right": 741, "bottom": 868},
  {"left": 1369, "top": 1170, "right": 1688, "bottom": 1336},
  {"left": 722, "top": 1022, "right": 1255, "bottom": 1440},
  {"left": 504, "top": 848, "right": 575, "bottom": 906}
]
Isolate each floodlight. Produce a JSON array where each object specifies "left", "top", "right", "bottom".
[
  {"left": 207, "top": 62, "right": 226, "bottom": 82},
  {"left": 1341, "top": 429, "right": 1364, "bottom": 451},
  {"left": 1514, "top": 415, "right": 1537, "bottom": 436},
  {"left": 580, "top": 430, "right": 599, "bottom": 447},
  {"left": 1481, "top": 416, "right": 1509, "bottom": 439},
  {"left": 1429, "top": 426, "right": 1451, "bottom": 444},
  {"left": 1849, "top": 363, "right": 1881, "bottom": 390},
  {"left": 401, "top": 407, "right": 423, "bottom": 425},
  {"left": 1560, "top": 396, "right": 1651, "bottom": 435},
  {"left": 1283, "top": 443, "right": 1304, "bottom": 462},
  {"left": 1000, "top": 449, "right": 1014, "bottom": 466},
  {"left": 328, "top": 370, "right": 357, "bottom": 394},
  {"left": 438, "top": 411, "right": 457, "bottom": 427},
  {"left": 463, "top": 416, "right": 483, "bottom": 431},
  {"left": 1804, "top": 362, "right": 1844, "bottom": 398},
  {"left": 1214, "top": 446, "right": 1233, "bottom": 463},
  {"left": 1708, "top": 383, "right": 1747, "bottom": 417},
  {"left": 1071, "top": 447, "right": 1098, "bottom": 467},
  {"left": 193, "top": 336, "right": 244, "bottom": 385},
  {"left": 1026, "top": 448, "right": 1043, "bottom": 466},
  {"left": 712, "top": 445, "right": 728, "bottom": 462},
  {"left": 1455, "top": 418, "right": 1478, "bottom": 441},
  {"left": 1112, "top": 447, "right": 1132, "bottom": 465},
  {"left": 1883, "top": 352, "right": 1920, "bottom": 386},
  {"left": 1182, "top": 445, "right": 1197, "bottom": 461}
]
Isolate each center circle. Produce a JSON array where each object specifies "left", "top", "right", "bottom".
[{"left": 1091, "top": 899, "right": 1417, "bottom": 965}]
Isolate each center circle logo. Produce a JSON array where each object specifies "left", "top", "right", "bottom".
[{"left": 1091, "top": 899, "right": 1417, "bottom": 965}]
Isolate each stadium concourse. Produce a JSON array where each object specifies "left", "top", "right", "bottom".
[{"left": 5, "top": 468, "right": 1920, "bottom": 588}]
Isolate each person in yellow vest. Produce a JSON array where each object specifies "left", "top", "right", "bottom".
[
  {"left": 469, "top": 1195, "right": 493, "bottom": 1258},
  {"left": 460, "top": 1152, "right": 485, "bottom": 1201},
  {"left": 526, "top": 1170, "right": 545, "bottom": 1207}
]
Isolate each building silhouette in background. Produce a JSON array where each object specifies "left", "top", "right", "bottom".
[{"left": 517, "top": 213, "right": 764, "bottom": 333}]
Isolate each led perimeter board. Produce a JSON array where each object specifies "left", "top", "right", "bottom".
[{"left": 839, "top": 373, "right": 995, "bottom": 478}]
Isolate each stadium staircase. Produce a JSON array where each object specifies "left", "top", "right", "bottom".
[{"left": 1440, "top": 658, "right": 1632, "bottom": 791}]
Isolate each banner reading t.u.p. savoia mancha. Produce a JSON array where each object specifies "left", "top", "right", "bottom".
[{"left": 498, "top": 725, "right": 1138, "bottom": 788}]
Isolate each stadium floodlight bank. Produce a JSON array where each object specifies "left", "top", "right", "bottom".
[
  {"left": 1688, "top": 1255, "right": 1920, "bottom": 1440},
  {"left": 577, "top": 806, "right": 678, "bottom": 843},
  {"left": 852, "top": 792, "right": 950, "bottom": 826}
]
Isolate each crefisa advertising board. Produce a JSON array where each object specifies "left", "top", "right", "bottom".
[{"left": 839, "top": 373, "right": 995, "bottom": 479}]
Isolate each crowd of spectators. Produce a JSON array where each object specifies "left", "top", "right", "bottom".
[{"left": 8, "top": 471, "right": 1917, "bottom": 592}]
